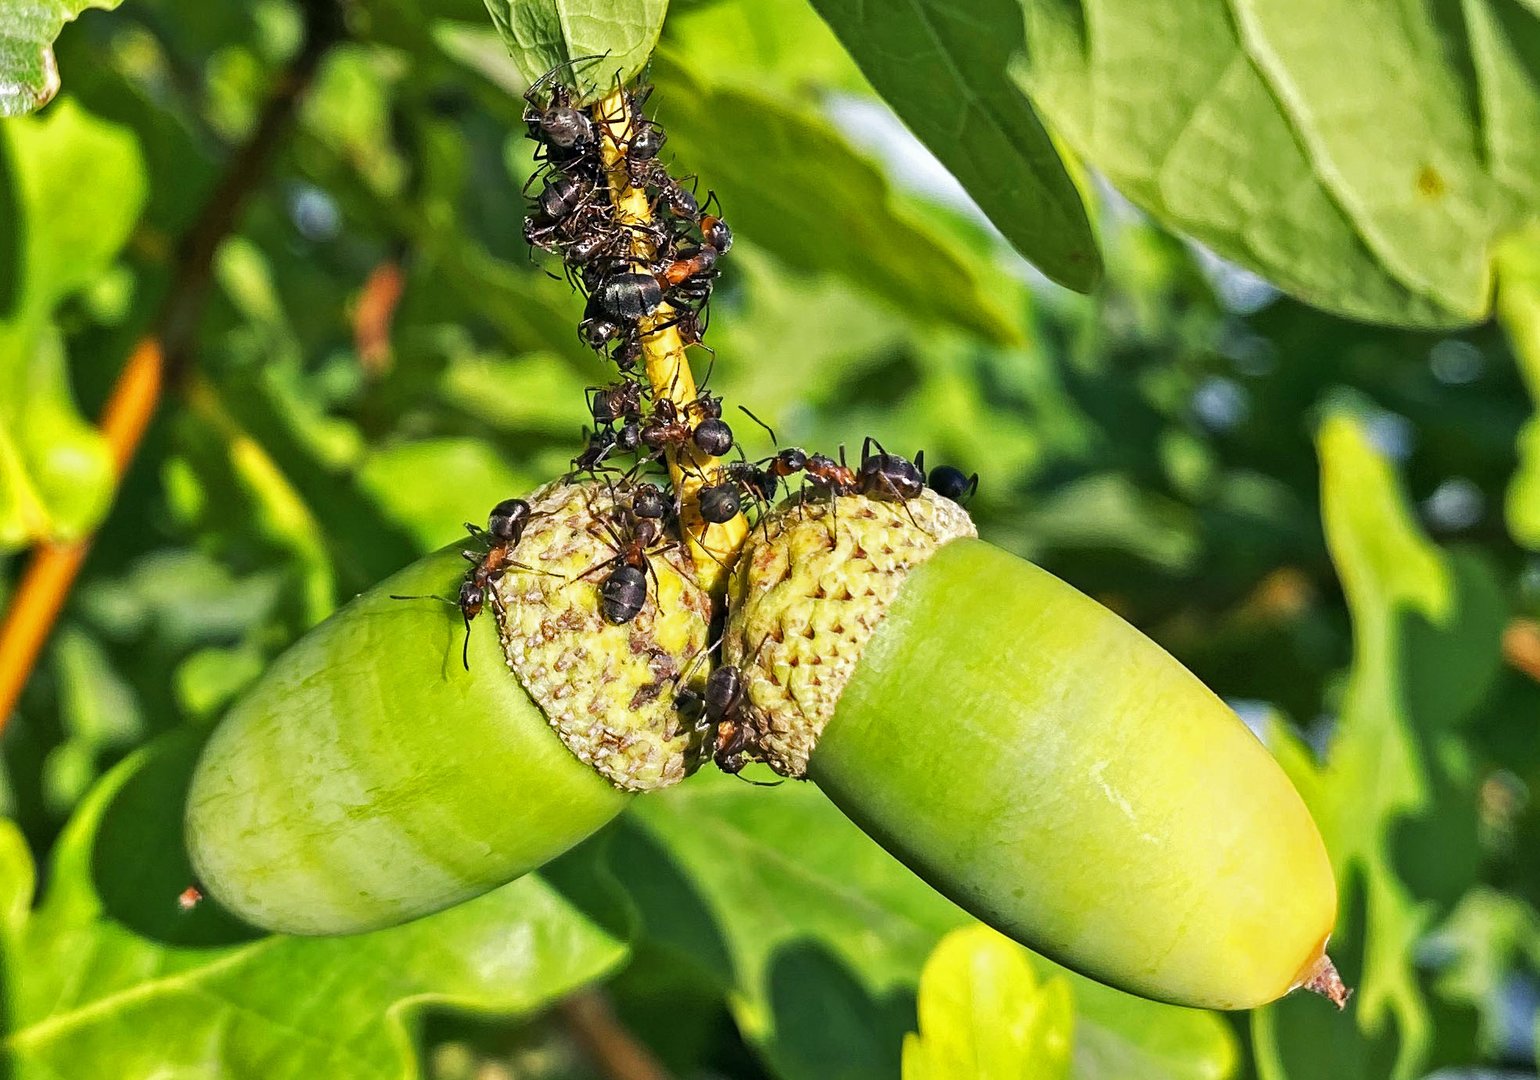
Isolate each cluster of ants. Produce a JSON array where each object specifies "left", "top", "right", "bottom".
[{"left": 416, "top": 61, "right": 982, "bottom": 780}]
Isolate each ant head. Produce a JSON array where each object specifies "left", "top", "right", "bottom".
[{"left": 459, "top": 579, "right": 486, "bottom": 608}]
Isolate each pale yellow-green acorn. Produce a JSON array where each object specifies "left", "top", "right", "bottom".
[
  {"left": 186, "top": 480, "right": 711, "bottom": 935},
  {"left": 722, "top": 490, "right": 1342, "bottom": 1011}
]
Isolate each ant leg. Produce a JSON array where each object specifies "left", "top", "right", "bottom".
[
  {"left": 461, "top": 610, "right": 473, "bottom": 671},
  {"left": 388, "top": 593, "right": 457, "bottom": 605}
]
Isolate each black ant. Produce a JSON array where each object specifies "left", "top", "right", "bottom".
[
  {"left": 928, "top": 464, "right": 979, "bottom": 504},
  {"left": 391, "top": 499, "right": 546, "bottom": 669},
  {"left": 576, "top": 486, "right": 677, "bottom": 624},
  {"left": 673, "top": 640, "right": 780, "bottom": 784},
  {"left": 571, "top": 427, "right": 620, "bottom": 477},
  {"left": 855, "top": 438, "right": 925, "bottom": 502}
]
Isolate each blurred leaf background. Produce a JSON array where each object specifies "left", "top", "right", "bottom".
[{"left": 3, "top": 0, "right": 1540, "bottom": 1077}]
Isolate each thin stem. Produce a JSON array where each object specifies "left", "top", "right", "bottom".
[
  {"left": 592, "top": 88, "right": 747, "bottom": 592},
  {"left": 0, "top": 8, "right": 343, "bottom": 732},
  {"left": 557, "top": 990, "right": 675, "bottom": 1080}
]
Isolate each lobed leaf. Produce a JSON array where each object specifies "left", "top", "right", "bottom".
[
  {"left": 1018, "top": 0, "right": 1540, "bottom": 328},
  {"left": 1253, "top": 413, "right": 1507, "bottom": 1080},
  {"left": 0, "top": 738, "right": 628, "bottom": 1079},
  {"left": 1497, "top": 226, "right": 1540, "bottom": 550},
  {"left": 615, "top": 772, "right": 1237, "bottom": 1080},
  {"left": 902, "top": 924, "right": 1074, "bottom": 1080},
  {"left": 0, "top": 100, "right": 144, "bottom": 548},
  {"left": 0, "top": 0, "right": 122, "bottom": 116},
  {"left": 809, "top": 0, "right": 1100, "bottom": 292}
]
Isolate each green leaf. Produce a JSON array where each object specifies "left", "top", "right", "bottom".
[
  {"left": 615, "top": 772, "right": 1237, "bottom": 1080},
  {"left": 0, "top": 737, "right": 627, "bottom": 1079},
  {"left": 42, "top": 627, "right": 144, "bottom": 814},
  {"left": 0, "top": 0, "right": 122, "bottom": 116},
  {"left": 0, "top": 99, "right": 145, "bottom": 547},
  {"left": 1017, "top": 0, "right": 1540, "bottom": 328},
  {"left": 808, "top": 0, "right": 1100, "bottom": 292},
  {"left": 1498, "top": 225, "right": 1540, "bottom": 550},
  {"left": 650, "top": 54, "right": 1025, "bottom": 345},
  {"left": 479, "top": 0, "right": 668, "bottom": 99},
  {"left": 1252, "top": 412, "right": 1507, "bottom": 1080},
  {"left": 902, "top": 924, "right": 1074, "bottom": 1080}
]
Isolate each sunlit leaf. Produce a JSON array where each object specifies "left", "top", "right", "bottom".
[
  {"left": 809, "top": 0, "right": 1100, "bottom": 292},
  {"left": 616, "top": 772, "right": 1237, "bottom": 1080},
  {"left": 0, "top": 738, "right": 627, "bottom": 1079},
  {"left": 0, "top": 0, "right": 123, "bottom": 116},
  {"left": 0, "top": 99, "right": 143, "bottom": 547},
  {"left": 1253, "top": 413, "right": 1507, "bottom": 1080},
  {"left": 1018, "top": 0, "right": 1540, "bottom": 327},
  {"left": 479, "top": 0, "right": 667, "bottom": 99},
  {"left": 902, "top": 925, "right": 1074, "bottom": 1080},
  {"left": 1498, "top": 225, "right": 1540, "bottom": 551}
]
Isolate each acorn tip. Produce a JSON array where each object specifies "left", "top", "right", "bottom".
[{"left": 1300, "top": 954, "right": 1351, "bottom": 1010}]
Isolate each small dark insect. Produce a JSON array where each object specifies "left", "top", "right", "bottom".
[
  {"left": 594, "top": 270, "right": 664, "bottom": 322},
  {"left": 656, "top": 179, "right": 699, "bottom": 220},
  {"left": 764, "top": 447, "right": 808, "bottom": 480},
  {"left": 392, "top": 498, "right": 543, "bottom": 669},
  {"left": 856, "top": 437, "right": 925, "bottom": 502},
  {"left": 692, "top": 416, "right": 734, "bottom": 457},
  {"left": 538, "top": 174, "right": 592, "bottom": 220},
  {"left": 614, "top": 420, "right": 643, "bottom": 454},
  {"left": 588, "top": 380, "right": 645, "bottom": 426},
  {"left": 697, "top": 481, "right": 741, "bottom": 524},
  {"left": 640, "top": 399, "right": 695, "bottom": 456},
  {"left": 572, "top": 427, "right": 619, "bottom": 475},
  {"left": 578, "top": 497, "right": 673, "bottom": 625},
  {"left": 700, "top": 214, "right": 733, "bottom": 253},
  {"left": 628, "top": 122, "right": 666, "bottom": 161},
  {"left": 928, "top": 464, "right": 979, "bottom": 504},
  {"left": 523, "top": 58, "right": 600, "bottom": 154}
]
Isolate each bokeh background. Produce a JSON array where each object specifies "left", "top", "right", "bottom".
[{"left": 4, "top": 0, "right": 1540, "bottom": 1078}]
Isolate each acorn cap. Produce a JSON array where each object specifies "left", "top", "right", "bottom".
[
  {"left": 722, "top": 489, "right": 977, "bottom": 777},
  {"left": 185, "top": 479, "right": 710, "bottom": 935},
  {"left": 495, "top": 480, "right": 712, "bottom": 790},
  {"left": 725, "top": 501, "right": 1340, "bottom": 1011}
]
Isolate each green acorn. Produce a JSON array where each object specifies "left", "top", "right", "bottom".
[
  {"left": 722, "top": 490, "right": 1342, "bottom": 1012},
  {"left": 185, "top": 480, "right": 711, "bottom": 935}
]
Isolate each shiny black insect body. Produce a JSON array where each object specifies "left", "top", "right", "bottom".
[
  {"left": 594, "top": 271, "right": 664, "bottom": 322},
  {"left": 692, "top": 416, "right": 733, "bottom": 457},
  {"left": 697, "top": 481, "right": 741, "bottom": 524},
  {"left": 928, "top": 464, "right": 979, "bottom": 504},
  {"left": 856, "top": 438, "right": 925, "bottom": 502}
]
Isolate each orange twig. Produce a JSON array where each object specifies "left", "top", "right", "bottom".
[{"left": 0, "top": 7, "right": 343, "bottom": 732}]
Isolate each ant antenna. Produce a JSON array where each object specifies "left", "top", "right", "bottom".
[{"left": 738, "top": 405, "right": 777, "bottom": 447}]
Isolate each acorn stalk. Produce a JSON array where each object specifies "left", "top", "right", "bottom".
[
  {"left": 724, "top": 494, "right": 1342, "bottom": 1011},
  {"left": 592, "top": 88, "right": 747, "bottom": 590},
  {"left": 186, "top": 481, "right": 710, "bottom": 935}
]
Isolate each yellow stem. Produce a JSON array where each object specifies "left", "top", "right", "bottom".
[{"left": 592, "top": 88, "right": 747, "bottom": 592}]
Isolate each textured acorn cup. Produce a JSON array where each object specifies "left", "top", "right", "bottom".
[
  {"left": 725, "top": 493, "right": 1341, "bottom": 1012},
  {"left": 185, "top": 480, "right": 711, "bottom": 935}
]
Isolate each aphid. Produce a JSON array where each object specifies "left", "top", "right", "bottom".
[
  {"left": 692, "top": 416, "right": 734, "bottom": 457},
  {"left": 656, "top": 178, "right": 699, "bottom": 220},
  {"left": 697, "top": 481, "right": 741, "bottom": 524},
  {"left": 522, "top": 58, "right": 600, "bottom": 154},
  {"left": 538, "top": 174, "right": 593, "bottom": 220},
  {"left": 572, "top": 427, "right": 619, "bottom": 476},
  {"left": 588, "top": 380, "right": 646, "bottom": 426},
  {"left": 594, "top": 270, "right": 665, "bottom": 323},
  {"left": 704, "top": 665, "right": 753, "bottom": 774},
  {"left": 640, "top": 399, "right": 695, "bottom": 456},
  {"left": 629, "top": 122, "right": 666, "bottom": 161},
  {"left": 928, "top": 464, "right": 979, "bottom": 504},
  {"left": 631, "top": 482, "right": 669, "bottom": 521}
]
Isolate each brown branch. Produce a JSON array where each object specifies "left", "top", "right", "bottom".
[
  {"left": 557, "top": 990, "right": 674, "bottom": 1080},
  {"left": 0, "top": 5, "right": 344, "bottom": 732}
]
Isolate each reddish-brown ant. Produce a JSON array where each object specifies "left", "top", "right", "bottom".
[
  {"left": 574, "top": 484, "right": 678, "bottom": 625},
  {"left": 391, "top": 498, "right": 549, "bottom": 669}
]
